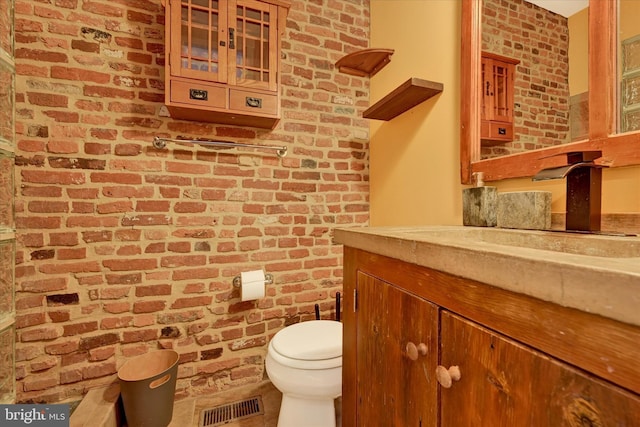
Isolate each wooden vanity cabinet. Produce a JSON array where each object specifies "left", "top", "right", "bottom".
[
  {"left": 163, "top": 0, "right": 290, "bottom": 129},
  {"left": 481, "top": 52, "right": 518, "bottom": 144},
  {"left": 342, "top": 247, "right": 640, "bottom": 427}
]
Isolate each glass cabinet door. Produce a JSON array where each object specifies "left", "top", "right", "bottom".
[
  {"left": 0, "top": 63, "right": 13, "bottom": 150},
  {"left": 231, "top": 0, "right": 277, "bottom": 91},
  {"left": 170, "top": 0, "right": 228, "bottom": 83},
  {"left": 491, "top": 61, "right": 511, "bottom": 122},
  {"left": 0, "top": 0, "right": 13, "bottom": 58},
  {"left": 481, "top": 56, "right": 514, "bottom": 123}
]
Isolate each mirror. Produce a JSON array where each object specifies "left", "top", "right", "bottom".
[
  {"left": 461, "top": 0, "right": 640, "bottom": 184},
  {"left": 480, "top": 0, "right": 588, "bottom": 160}
]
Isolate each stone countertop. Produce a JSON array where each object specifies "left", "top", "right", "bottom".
[{"left": 334, "top": 226, "right": 640, "bottom": 328}]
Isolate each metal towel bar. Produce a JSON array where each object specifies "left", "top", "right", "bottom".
[{"left": 152, "top": 136, "right": 288, "bottom": 158}]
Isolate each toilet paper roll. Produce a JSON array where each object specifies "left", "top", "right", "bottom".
[{"left": 240, "top": 270, "right": 266, "bottom": 301}]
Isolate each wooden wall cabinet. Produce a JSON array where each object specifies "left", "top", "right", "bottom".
[
  {"left": 342, "top": 247, "right": 640, "bottom": 426},
  {"left": 164, "top": 0, "right": 290, "bottom": 129},
  {"left": 481, "top": 52, "right": 518, "bottom": 144}
]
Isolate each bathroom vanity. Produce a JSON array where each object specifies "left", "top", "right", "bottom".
[{"left": 334, "top": 226, "right": 640, "bottom": 426}]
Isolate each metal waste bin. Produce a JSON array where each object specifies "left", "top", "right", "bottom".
[{"left": 117, "top": 350, "right": 179, "bottom": 427}]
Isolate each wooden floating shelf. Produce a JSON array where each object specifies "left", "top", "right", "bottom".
[
  {"left": 363, "top": 77, "right": 444, "bottom": 121},
  {"left": 335, "top": 48, "right": 394, "bottom": 77}
]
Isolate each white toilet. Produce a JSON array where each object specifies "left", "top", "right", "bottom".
[{"left": 265, "top": 320, "right": 342, "bottom": 427}]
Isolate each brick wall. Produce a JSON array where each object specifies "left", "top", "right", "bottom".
[
  {"left": 482, "top": 0, "right": 570, "bottom": 158},
  {"left": 13, "top": 0, "right": 370, "bottom": 403}
]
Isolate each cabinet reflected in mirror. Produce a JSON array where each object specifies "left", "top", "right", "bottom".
[{"left": 461, "top": 0, "right": 640, "bottom": 184}]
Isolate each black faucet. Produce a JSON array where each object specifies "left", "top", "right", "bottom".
[{"left": 532, "top": 151, "right": 607, "bottom": 232}]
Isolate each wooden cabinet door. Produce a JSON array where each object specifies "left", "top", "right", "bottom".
[
  {"left": 481, "top": 55, "right": 515, "bottom": 123},
  {"left": 356, "top": 272, "right": 438, "bottom": 427},
  {"left": 440, "top": 311, "right": 640, "bottom": 426}
]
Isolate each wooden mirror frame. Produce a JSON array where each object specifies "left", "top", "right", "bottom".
[{"left": 460, "top": 0, "right": 640, "bottom": 185}]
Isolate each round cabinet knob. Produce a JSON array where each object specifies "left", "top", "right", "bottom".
[
  {"left": 436, "top": 365, "right": 461, "bottom": 388},
  {"left": 405, "top": 342, "right": 428, "bottom": 361}
]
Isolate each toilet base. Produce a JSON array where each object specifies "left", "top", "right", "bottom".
[{"left": 277, "top": 394, "right": 336, "bottom": 427}]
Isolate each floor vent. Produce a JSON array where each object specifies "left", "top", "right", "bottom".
[{"left": 200, "top": 396, "right": 264, "bottom": 426}]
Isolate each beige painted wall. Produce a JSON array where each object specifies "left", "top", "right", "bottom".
[
  {"left": 369, "top": 0, "right": 462, "bottom": 226},
  {"left": 370, "top": 1, "right": 640, "bottom": 226},
  {"left": 620, "top": 0, "right": 640, "bottom": 41},
  {"left": 568, "top": 7, "right": 588, "bottom": 95}
]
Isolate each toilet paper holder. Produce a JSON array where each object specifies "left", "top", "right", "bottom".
[{"left": 232, "top": 273, "right": 274, "bottom": 288}]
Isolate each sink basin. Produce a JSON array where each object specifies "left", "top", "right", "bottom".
[{"left": 392, "top": 227, "right": 640, "bottom": 258}]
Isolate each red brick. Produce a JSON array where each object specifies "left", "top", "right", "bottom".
[
  {"left": 50, "top": 66, "right": 110, "bottom": 83},
  {"left": 122, "top": 329, "right": 158, "bottom": 343},
  {"left": 45, "top": 339, "right": 79, "bottom": 355},
  {"left": 82, "top": 361, "right": 117, "bottom": 379},
  {"left": 198, "top": 359, "right": 241, "bottom": 374},
  {"left": 21, "top": 327, "right": 61, "bottom": 342},
  {"left": 49, "top": 232, "right": 78, "bottom": 246},
  {"left": 133, "top": 300, "right": 166, "bottom": 313},
  {"left": 183, "top": 283, "right": 206, "bottom": 294},
  {"left": 115, "top": 37, "right": 143, "bottom": 49},
  {"left": 43, "top": 110, "right": 80, "bottom": 123},
  {"left": 82, "top": 1, "right": 123, "bottom": 17},
  {"left": 171, "top": 296, "right": 212, "bottom": 309},
  {"left": 84, "top": 85, "right": 135, "bottom": 100},
  {"left": 103, "top": 302, "right": 131, "bottom": 314},
  {"left": 172, "top": 267, "right": 219, "bottom": 280},
  {"left": 133, "top": 314, "right": 155, "bottom": 327},
  {"left": 21, "top": 170, "right": 85, "bottom": 185},
  {"left": 103, "top": 186, "right": 154, "bottom": 198},
  {"left": 101, "top": 314, "right": 132, "bottom": 329},
  {"left": 23, "top": 376, "right": 59, "bottom": 391},
  {"left": 102, "top": 258, "right": 157, "bottom": 271},
  {"left": 16, "top": 48, "right": 67, "bottom": 63},
  {"left": 60, "top": 368, "right": 83, "bottom": 384},
  {"left": 21, "top": 277, "right": 67, "bottom": 293},
  {"left": 48, "top": 310, "right": 71, "bottom": 322},
  {"left": 135, "top": 284, "right": 171, "bottom": 297},
  {"left": 96, "top": 201, "right": 134, "bottom": 214},
  {"left": 100, "top": 287, "right": 130, "bottom": 300},
  {"left": 63, "top": 321, "right": 98, "bottom": 337},
  {"left": 16, "top": 295, "right": 45, "bottom": 310},
  {"left": 39, "top": 261, "right": 101, "bottom": 275},
  {"left": 245, "top": 323, "right": 265, "bottom": 336},
  {"left": 135, "top": 200, "right": 170, "bottom": 212},
  {"left": 174, "top": 202, "right": 207, "bottom": 213},
  {"left": 16, "top": 312, "right": 47, "bottom": 329},
  {"left": 89, "top": 346, "right": 116, "bottom": 362},
  {"left": 30, "top": 355, "right": 58, "bottom": 372},
  {"left": 61, "top": 351, "right": 88, "bottom": 367},
  {"left": 70, "top": 202, "right": 94, "bottom": 214}
]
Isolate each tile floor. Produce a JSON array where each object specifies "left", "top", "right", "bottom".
[{"left": 169, "top": 381, "right": 342, "bottom": 427}]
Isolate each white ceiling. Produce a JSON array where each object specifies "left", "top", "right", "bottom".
[{"left": 526, "top": 0, "right": 589, "bottom": 17}]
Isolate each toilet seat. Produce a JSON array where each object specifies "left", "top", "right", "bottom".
[{"left": 269, "top": 320, "right": 342, "bottom": 370}]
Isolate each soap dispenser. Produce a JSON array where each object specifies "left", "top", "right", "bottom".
[{"left": 462, "top": 172, "right": 497, "bottom": 227}]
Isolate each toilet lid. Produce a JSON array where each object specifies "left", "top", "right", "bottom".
[{"left": 271, "top": 320, "right": 342, "bottom": 361}]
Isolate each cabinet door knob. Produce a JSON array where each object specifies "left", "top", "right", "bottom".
[
  {"left": 405, "top": 342, "right": 428, "bottom": 361},
  {"left": 436, "top": 365, "right": 461, "bottom": 388}
]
